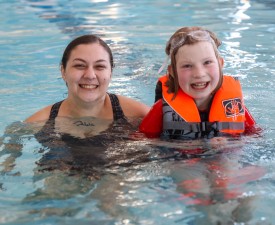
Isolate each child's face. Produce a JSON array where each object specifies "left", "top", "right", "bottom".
[{"left": 175, "top": 41, "right": 223, "bottom": 110}]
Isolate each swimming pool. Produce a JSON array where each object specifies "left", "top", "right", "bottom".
[{"left": 1, "top": 0, "right": 275, "bottom": 224}]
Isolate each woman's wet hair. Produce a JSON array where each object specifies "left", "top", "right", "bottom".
[{"left": 61, "top": 34, "right": 114, "bottom": 70}]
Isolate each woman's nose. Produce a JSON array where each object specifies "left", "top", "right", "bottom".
[{"left": 83, "top": 66, "right": 96, "bottom": 79}]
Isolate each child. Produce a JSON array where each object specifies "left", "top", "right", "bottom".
[{"left": 139, "top": 26, "right": 256, "bottom": 139}]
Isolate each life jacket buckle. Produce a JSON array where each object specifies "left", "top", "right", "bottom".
[
  {"left": 210, "top": 122, "right": 222, "bottom": 132},
  {"left": 191, "top": 123, "right": 201, "bottom": 132},
  {"left": 200, "top": 122, "right": 221, "bottom": 133},
  {"left": 201, "top": 122, "right": 206, "bottom": 132}
]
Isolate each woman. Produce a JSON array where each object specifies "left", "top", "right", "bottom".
[
  {"left": 26, "top": 34, "right": 149, "bottom": 128},
  {"left": 22, "top": 34, "right": 150, "bottom": 173}
]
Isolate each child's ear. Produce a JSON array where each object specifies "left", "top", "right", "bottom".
[{"left": 219, "top": 57, "right": 224, "bottom": 68}]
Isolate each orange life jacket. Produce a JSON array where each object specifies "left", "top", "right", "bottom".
[{"left": 160, "top": 75, "right": 245, "bottom": 137}]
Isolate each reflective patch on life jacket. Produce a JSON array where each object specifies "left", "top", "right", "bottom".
[{"left": 222, "top": 98, "right": 245, "bottom": 118}]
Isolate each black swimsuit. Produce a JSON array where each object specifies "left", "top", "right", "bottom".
[
  {"left": 48, "top": 93, "right": 127, "bottom": 124},
  {"left": 35, "top": 93, "right": 131, "bottom": 174}
]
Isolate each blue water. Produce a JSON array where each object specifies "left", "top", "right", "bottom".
[{"left": 1, "top": 0, "right": 275, "bottom": 224}]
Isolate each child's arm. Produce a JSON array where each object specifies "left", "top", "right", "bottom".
[
  {"left": 139, "top": 99, "right": 163, "bottom": 138},
  {"left": 244, "top": 106, "right": 262, "bottom": 135},
  {"left": 244, "top": 107, "right": 255, "bottom": 127}
]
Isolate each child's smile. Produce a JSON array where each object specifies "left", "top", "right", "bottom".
[
  {"left": 175, "top": 41, "right": 223, "bottom": 109},
  {"left": 191, "top": 81, "right": 210, "bottom": 90}
]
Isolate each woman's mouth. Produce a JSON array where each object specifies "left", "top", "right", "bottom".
[{"left": 79, "top": 84, "right": 99, "bottom": 89}]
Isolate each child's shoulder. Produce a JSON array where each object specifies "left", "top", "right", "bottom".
[{"left": 223, "top": 75, "right": 239, "bottom": 81}]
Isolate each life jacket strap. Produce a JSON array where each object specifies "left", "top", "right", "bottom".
[
  {"left": 213, "top": 121, "right": 245, "bottom": 132},
  {"left": 164, "top": 121, "right": 244, "bottom": 133}
]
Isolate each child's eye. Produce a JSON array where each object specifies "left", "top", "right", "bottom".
[
  {"left": 182, "top": 64, "right": 192, "bottom": 69},
  {"left": 204, "top": 60, "right": 212, "bottom": 65}
]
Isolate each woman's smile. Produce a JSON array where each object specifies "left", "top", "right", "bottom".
[{"left": 79, "top": 84, "right": 99, "bottom": 90}]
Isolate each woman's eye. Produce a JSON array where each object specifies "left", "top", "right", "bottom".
[
  {"left": 96, "top": 65, "right": 107, "bottom": 70},
  {"left": 74, "top": 64, "right": 86, "bottom": 69}
]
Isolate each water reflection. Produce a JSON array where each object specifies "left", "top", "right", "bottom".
[
  {"left": 0, "top": 120, "right": 271, "bottom": 223},
  {"left": 1, "top": 0, "right": 275, "bottom": 224},
  {"left": 230, "top": 0, "right": 251, "bottom": 24}
]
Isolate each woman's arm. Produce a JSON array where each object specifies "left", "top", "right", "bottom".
[
  {"left": 24, "top": 105, "right": 52, "bottom": 123},
  {"left": 118, "top": 95, "right": 150, "bottom": 118}
]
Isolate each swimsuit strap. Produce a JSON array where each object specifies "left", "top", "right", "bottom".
[
  {"left": 108, "top": 93, "right": 127, "bottom": 121},
  {"left": 49, "top": 100, "right": 64, "bottom": 120},
  {"left": 48, "top": 94, "right": 126, "bottom": 122},
  {"left": 36, "top": 100, "right": 64, "bottom": 138}
]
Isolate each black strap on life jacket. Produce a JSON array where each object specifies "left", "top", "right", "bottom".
[{"left": 164, "top": 121, "right": 244, "bottom": 133}]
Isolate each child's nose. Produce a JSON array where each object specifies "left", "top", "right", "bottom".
[{"left": 193, "top": 65, "right": 206, "bottom": 78}]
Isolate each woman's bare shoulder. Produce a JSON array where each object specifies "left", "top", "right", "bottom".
[
  {"left": 117, "top": 95, "right": 150, "bottom": 118},
  {"left": 24, "top": 105, "right": 53, "bottom": 123}
]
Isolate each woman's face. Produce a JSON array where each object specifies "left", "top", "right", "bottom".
[
  {"left": 62, "top": 43, "right": 112, "bottom": 104},
  {"left": 175, "top": 41, "right": 223, "bottom": 110}
]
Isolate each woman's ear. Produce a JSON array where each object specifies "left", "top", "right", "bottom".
[{"left": 61, "top": 65, "right": 66, "bottom": 81}]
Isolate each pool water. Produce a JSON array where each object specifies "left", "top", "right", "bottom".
[{"left": 1, "top": 0, "right": 275, "bottom": 224}]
